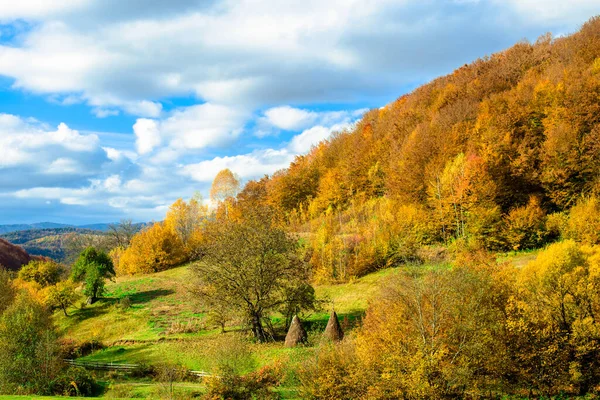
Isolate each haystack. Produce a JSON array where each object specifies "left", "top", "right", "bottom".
[
  {"left": 285, "top": 315, "right": 307, "bottom": 347},
  {"left": 324, "top": 310, "right": 344, "bottom": 342}
]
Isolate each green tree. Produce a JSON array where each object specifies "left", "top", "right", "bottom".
[
  {"left": 192, "top": 207, "right": 312, "bottom": 342},
  {"left": 45, "top": 281, "right": 79, "bottom": 317},
  {"left": 18, "top": 259, "right": 65, "bottom": 287},
  {"left": 71, "top": 247, "right": 115, "bottom": 304},
  {"left": 0, "top": 293, "right": 62, "bottom": 394},
  {"left": 0, "top": 268, "right": 15, "bottom": 314}
]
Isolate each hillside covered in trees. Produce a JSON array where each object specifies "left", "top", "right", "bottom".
[
  {"left": 239, "top": 17, "right": 600, "bottom": 281},
  {"left": 5, "top": 15, "right": 600, "bottom": 400},
  {"left": 0, "top": 238, "right": 31, "bottom": 271}
]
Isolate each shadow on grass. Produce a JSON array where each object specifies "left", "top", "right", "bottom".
[
  {"left": 127, "top": 289, "right": 175, "bottom": 304},
  {"left": 103, "top": 289, "right": 176, "bottom": 305},
  {"left": 68, "top": 289, "right": 175, "bottom": 323}
]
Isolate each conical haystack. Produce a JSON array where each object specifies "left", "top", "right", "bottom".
[
  {"left": 324, "top": 310, "right": 344, "bottom": 342},
  {"left": 285, "top": 315, "right": 307, "bottom": 347}
]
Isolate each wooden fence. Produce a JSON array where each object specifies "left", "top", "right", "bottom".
[{"left": 64, "top": 359, "right": 214, "bottom": 377}]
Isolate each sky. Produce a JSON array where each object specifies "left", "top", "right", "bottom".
[{"left": 0, "top": 0, "right": 599, "bottom": 225}]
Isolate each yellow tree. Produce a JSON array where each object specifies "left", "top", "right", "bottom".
[
  {"left": 210, "top": 169, "right": 240, "bottom": 218},
  {"left": 119, "top": 222, "right": 186, "bottom": 274},
  {"left": 164, "top": 194, "right": 207, "bottom": 258}
]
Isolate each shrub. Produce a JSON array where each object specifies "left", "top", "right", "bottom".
[
  {"left": 118, "top": 222, "right": 186, "bottom": 275},
  {"left": 52, "top": 367, "right": 97, "bottom": 397},
  {"left": 118, "top": 296, "right": 132, "bottom": 310},
  {"left": 503, "top": 196, "right": 548, "bottom": 250},
  {"left": 561, "top": 196, "right": 600, "bottom": 245},
  {"left": 18, "top": 259, "right": 65, "bottom": 287},
  {"left": 203, "top": 372, "right": 278, "bottom": 400}
]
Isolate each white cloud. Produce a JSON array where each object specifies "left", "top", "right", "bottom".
[
  {"left": 123, "top": 100, "right": 163, "bottom": 118},
  {"left": 93, "top": 108, "right": 119, "bottom": 118},
  {"left": 132, "top": 103, "right": 249, "bottom": 158},
  {"left": 264, "top": 106, "right": 317, "bottom": 130},
  {"left": 181, "top": 149, "right": 294, "bottom": 183},
  {"left": 161, "top": 103, "right": 248, "bottom": 150},
  {"left": 0, "top": 115, "right": 100, "bottom": 168},
  {"left": 182, "top": 107, "right": 365, "bottom": 183},
  {"left": 133, "top": 118, "right": 161, "bottom": 155},
  {"left": 288, "top": 126, "right": 332, "bottom": 153},
  {"left": 46, "top": 158, "right": 81, "bottom": 174},
  {"left": 0, "top": 0, "right": 591, "bottom": 116}
]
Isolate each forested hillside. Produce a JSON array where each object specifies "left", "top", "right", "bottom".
[
  {"left": 1, "top": 228, "right": 104, "bottom": 261},
  {"left": 236, "top": 17, "right": 600, "bottom": 281},
  {"left": 0, "top": 239, "right": 31, "bottom": 271},
  {"left": 5, "top": 16, "right": 600, "bottom": 400}
]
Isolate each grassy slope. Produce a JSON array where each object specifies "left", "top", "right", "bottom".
[
  {"left": 61, "top": 264, "right": 398, "bottom": 371},
  {"left": 47, "top": 252, "right": 535, "bottom": 398}
]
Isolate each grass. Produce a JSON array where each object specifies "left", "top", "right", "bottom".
[
  {"left": 56, "top": 265, "right": 200, "bottom": 342},
  {"left": 51, "top": 261, "right": 449, "bottom": 398},
  {"left": 496, "top": 247, "right": 541, "bottom": 268},
  {"left": 56, "top": 261, "right": 401, "bottom": 386},
  {"left": 59, "top": 262, "right": 399, "bottom": 345}
]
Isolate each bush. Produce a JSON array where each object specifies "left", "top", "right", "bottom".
[
  {"left": 118, "top": 296, "right": 132, "bottom": 310},
  {"left": 297, "top": 342, "right": 363, "bottom": 400},
  {"left": 503, "top": 196, "right": 548, "bottom": 250},
  {"left": 203, "top": 372, "right": 278, "bottom": 400},
  {"left": 18, "top": 259, "right": 65, "bottom": 287},
  {"left": 561, "top": 196, "right": 600, "bottom": 245},
  {"left": 60, "top": 339, "right": 105, "bottom": 359},
  {"left": 52, "top": 367, "right": 97, "bottom": 397}
]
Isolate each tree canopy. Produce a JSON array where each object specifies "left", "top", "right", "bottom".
[
  {"left": 192, "top": 207, "right": 313, "bottom": 342},
  {"left": 71, "top": 247, "right": 115, "bottom": 303}
]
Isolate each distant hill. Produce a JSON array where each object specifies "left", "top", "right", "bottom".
[
  {"left": 0, "top": 222, "right": 71, "bottom": 234},
  {"left": 77, "top": 223, "right": 112, "bottom": 231},
  {"left": 0, "top": 238, "right": 31, "bottom": 271},
  {"left": 0, "top": 221, "right": 149, "bottom": 235},
  {"left": 0, "top": 227, "right": 104, "bottom": 261},
  {"left": 0, "top": 227, "right": 103, "bottom": 261},
  {"left": 0, "top": 223, "right": 149, "bottom": 262}
]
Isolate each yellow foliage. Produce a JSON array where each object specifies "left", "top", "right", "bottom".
[
  {"left": 118, "top": 222, "right": 186, "bottom": 275},
  {"left": 503, "top": 196, "right": 548, "bottom": 250},
  {"left": 561, "top": 196, "right": 600, "bottom": 244}
]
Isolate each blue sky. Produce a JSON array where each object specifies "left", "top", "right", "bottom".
[{"left": 0, "top": 0, "right": 598, "bottom": 225}]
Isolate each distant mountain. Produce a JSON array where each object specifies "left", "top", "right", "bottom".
[
  {"left": 77, "top": 223, "right": 112, "bottom": 231},
  {"left": 0, "top": 227, "right": 104, "bottom": 261},
  {"left": 0, "top": 222, "right": 150, "bottom": 262},
  {"left": 0, "top": 238, "right": 31, "bottom": 271},
  {"left": 0, "top": 222, "right": 71, "bottom": 234},
  {"left": 0, "top": 221, "right": 137, "bottom": 235}
]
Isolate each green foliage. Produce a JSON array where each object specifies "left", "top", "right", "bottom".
[
  {"left": 18, "top": 259, "right": 64, "bottom": 287},
  {"left": 202, "top": 334, "right": 278, "bottom": 400},
  {"left": 44, "top": 281, "right": 79, "bottom": 317},
  {"left": 52, "top": 367, "right": 97, "bottom": 397},
  {"left": 0, "top": 293, "right": 62, "bottom": 395},
  {"left": 193, "top": 207, "right": 313, "bottom": 342},
  {"left": 71, "top": 247, "right": 115, "bottom": 303},
  {"left": 0, "top": 269, "right": 15, "bottom": 315}
]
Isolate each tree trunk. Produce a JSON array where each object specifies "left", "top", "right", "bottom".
[
  {"left": 62, "top": 306, "right": 69, "bottom": 317},
  {"left": 250, "top": 312, "right": 267, "bottom": 342}
]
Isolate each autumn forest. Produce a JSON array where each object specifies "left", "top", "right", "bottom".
[{"left": 3, "top": 13, "right": 600, "bottom": 400}]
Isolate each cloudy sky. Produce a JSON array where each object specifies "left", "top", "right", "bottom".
[{"left": 0, "top": 0, "right": 598, "bottom": 224}]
